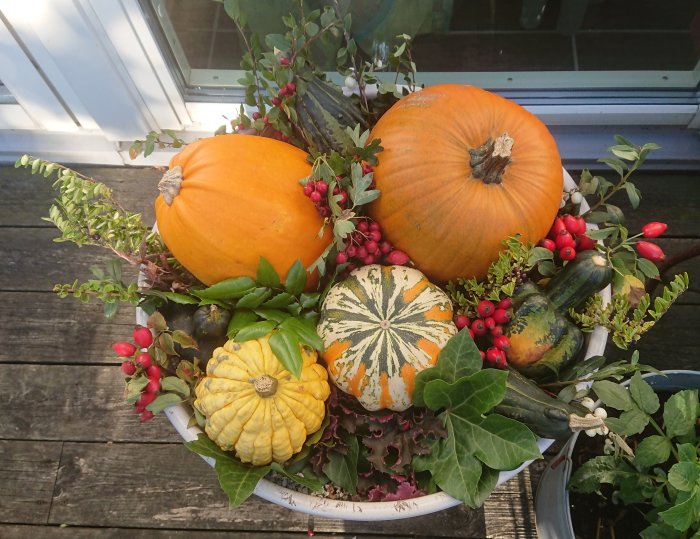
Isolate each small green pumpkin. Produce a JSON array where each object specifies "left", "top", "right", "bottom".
[{"left": 317, "top": 264, "right": 457, "bottom": 411}]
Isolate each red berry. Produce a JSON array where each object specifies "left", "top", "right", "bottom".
[
  {"left": 133, "top": 326, "right": 153, "bottom": 348},
  {"left": 140, "top": 410, "right": 155, "bottom": 422},
  {"left": 112, "top": 342, "right": 136, "bottom": 358},
  {"left": 271, "top": 97, "right": 281, "bottom": 106},
  {"left": 357, "top": 220, "right": 370, "bottom": 233},
  {"left": 368, "top": 230, "right": 382, "bottom": 242},
  {"left": 236, "top": 123, "right": 246, "bottom": 131},
  {"left": 491, "top": 325, "right": 505, "bottom": 337},
  {"left": 575, "top": 216, "right": 588, "bottom": 235},
  {"left": 251, "top": 111, "right": 261, "bottom": 120},
  {"left": 346, "top": 263, "right": 357, "bottom": 272},
  {"left": 317, "top": 206, "right": 330, "bottom": 218},
  {"left": 145, "top": 378, "right": 160, "bottom": 394},
  {"left": 363, "top": 255, "right": 376, "bottom": 265},
  {"left": 479, "top": 350, "right": 486, "bottom": 361},
  {"left": 309, "top": 191, "right": 322, "bottom": 204},
  {"left": 539, "top": 238, "right": 556, "bottom": 252},
  {"left": 492, "top": 308, "right": 511, "bottom": 325},
  {"left": 369, "top": 221, "right": 380, "bottom": 231},
  {"left": 346, "top": 245, "right": 357, "bottom": 258},
  {"left": 555, "top": 231, "right": 575, "bottom": 250},
  {"left": 379, "top": 241, "right": 393, "bottom": 254},
  {"left": 365, "top": 240, "right": 379, "bottom": 254},
  {"left": 357, "top": 246, "right": 368, "bottom": 259},
  {"left": 497, "top": 298, "right": 512, "bottom": 310},
  {"left": 549, "top": 217, "right": 566, "bottom": 240},
  {"left": 336, "top": 251, "right": 348, "bottom": 264},
  {"left": 560, "top": 246, "right": 577, "bottom": 261},
  {"left": 495, "top": 352, "right": 508, "bottom": 369},
  {"left": 386, "top": 250, "right": 410, "bottom": 265},
  {"left": 494, "top": 335, "right": 510, "bottom": 351},
  {"left": 263, "top": 116, "right": 269, "bottom": 125},
  {"left": 121, "top": 361, "right": 136, "bottom": 376},
  {"left": 468, "top": 328, "right": 475, "bottom": 339},
  {"left": 362, "top": 163, "right": 374, "bottom": 175},
  {"left": 642, "top": 221, "right": 667, "bottom": 238},
  {"left": 285, "top": 82, "right": 296, "bottom": 94},
  {"left": 337, "top": 191, "right": 349, "bottom": 206},
  {"left": 486, "top": 347, "right": 501, "bottom": 364},
  {"left": 279, "top": 57, "right": 290, "bottom": 66},
  {"left": 136, "top": 391, "right": 156, "bottom": 409},
  {"left": 303, "top": 183, "right": 314, "bottom": 196},
  {"left": 135, "top": 352, "right": 152, "bottom": 370},
  {"left": 636, "top": 241, "right": 665, "bottom": 262},
  {"left": 454, "top": 315, "right": 470, "bottom": 329},
  {"left": 484, "top": 317, "right": 496, "bottom": 330},
  {"left": 471, "top": 319, "right": 487, "bottom": 337},
  {"left": 146, "top": 365, "right": 161, "bottom": 379},
  {"left": 577, "top": 234, "right": 596, "bottom": 251},
  {"left": 563, "top": 214, "right": 580, "bottom": 235},
  {"left": 476, "top": 300, "right": 495, "bottom": 318},
  {"left": 279, "top": 86, "right": 288, "bottom": 97},
  {"left": 315, "top": 180, "right": 328, "bottom": 194}
]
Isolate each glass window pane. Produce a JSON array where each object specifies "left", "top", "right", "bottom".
[{"left": 148, "top": 0, "right": 700, "bottom": 89}]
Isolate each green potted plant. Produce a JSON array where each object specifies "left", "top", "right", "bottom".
[{"left": 536, "top": 369, "right": 700, "bottom": 538}]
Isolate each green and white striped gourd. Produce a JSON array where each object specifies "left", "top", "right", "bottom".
[{"left": 317, "top": 264, "right": 457, "bottom": 411}]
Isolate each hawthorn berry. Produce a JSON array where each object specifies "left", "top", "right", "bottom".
[
  {"left": 492, "top": 308, "right": 511, "bottom": 325},
  {"left": 560, "top": 246, "right": 577, "bottom": 261},
  {"left": 471, "top": 319, "right": 487, "bottom": 337},
  {"left": 315, "top": 180, "right": 328, "bottom": 194},
  {"left": 279, "top": 57, "right": 290, "bottom": 66},
  {"left": 548, "top": 217, "right": 566, "bottom": 239},
  {"left": 386, "top": 250, "right": 410, "bottom": 265},
  {"left": 486, "top": 347, "right": 501, "bottom": 364},
  {"left": 309, "top": 191, "right": 322, "bottom": 204},
  {"left": 336, "top": 251, "right": 348, "bottom": 264},
  {"left": 271, "top": 97, "right": 281, "bottom": 106},
  {"left": 563, "top": 214, "right": 580, "bottom": 235},
  {"left": 476, "top": 300, "right": 495, "bottom": 318},
  {"left": 490, "top": 325, "right": 505, "bottom": 337},
  {"left": 484, "top": 317, "right": 496, "bottom": 331},
  {"left": 365, "top": 240, "right": 379, "bottom": 254},
  {"left": 368, "top": 230, "right": 382, "bottom": 242},
  {"left": 251, "top": 111, "right": 261, "bottom": 120},
  {"left": 303, "top": 183, "right": 314, "bottom": 196},
  {"left": 493, "top": 335, "right": 510, "bottom": 351},
  {"left": 133, "top": 326, "right": 153, "bottom": 348},
  {"left": 357, "top": 220, "right": 370, "bottom": 233},
  {"left": 379, "top": 241, "right": 393, "bottom": 254},
  {"left": 285, "top": 82, "right": 296, "bottom": 94},
  {"left": 497, "top": 298, "right": 512, "bottom": 310},
  {"left": 454, "top": 315, "right": 470, "bottom": 329}
]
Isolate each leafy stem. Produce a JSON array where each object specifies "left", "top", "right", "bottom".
[{"left": 583, "top": 162, "right": 638, "bottom": 217}]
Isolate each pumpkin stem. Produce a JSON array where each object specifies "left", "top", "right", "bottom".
[
  {"left": 158, "top": 165, "right": 183, "bottom": 206},
  {"left": 253, "top": 374, "right": 278, "bottom": 398},
  {"left": 469, "top": 133, "right": 514, "bottom": 185}
]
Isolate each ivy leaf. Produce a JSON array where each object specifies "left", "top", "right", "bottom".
[
  {"left": 256, "top": 257, "right": 280, "bottom": 289},
  {"left": 422, "top": 370, "right": 541, "bottom": 471},
  {"left": 284, "top": 260, "right": 307, "bottom": 296},
  {"left": 185, "top": 433, "right": 270, "bottom": 508},
  {"left": 322, "top": 434, "right": 358, "bottom": 494},
  {"left": 268, "top": 328, "right": 303, "bottom": 379},
  {"left": 412, "top": 329, "right": 481, "bottom": 407}
]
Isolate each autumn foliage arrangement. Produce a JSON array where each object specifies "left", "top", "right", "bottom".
[{"left": 19, "top": 1, "right": 690, "bottom": 512}]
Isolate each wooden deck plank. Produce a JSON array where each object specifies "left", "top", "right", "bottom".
[
  {"left": 0, "top": 364, "right": 179, "bottom": 442},
  {"left": 49, "top": 441, "right": 487, "bottom": 537},
  {"left": 0, "top": 440, "right": 62, "bottom": 525}
]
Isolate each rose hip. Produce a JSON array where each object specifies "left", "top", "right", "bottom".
[
  {"left": 112, "top": 342, "right": 136, "bottom": 358},
  {"left": 471, "top": 319, "right": 487, "bottom": 337},
  {"left": 135, "top": 352, "right": 152, "bottom": 370},
  {"left": 492, "top": 308, "right": 511, "bottom": 324},
  {"left": 133, "top": 326, "right": 153, "bottom": 348},
  {"left": 454, "top": 315, "right": 470, "bottom": 329},
  {"left": 121, "top": 361, "right": 136, "bottom": 376},
  {"left": 476, "top": 300, "right": 495, "bottom": 318}
]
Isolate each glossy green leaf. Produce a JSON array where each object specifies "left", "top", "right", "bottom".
[
  {"left": 279, "top": 317, "right": 323, "bottom": 351},
  {"left": 256, "top": 257, "right": 280, "bottom": 289},
  {"left": 269, "top": 328, "right": 303, "bottom": 379},
  {"left": 284, "top": 260, "right": 307, "bottom": 296},
  {"left": 236, "top": 287, "right": 272, "bottom": 309},
  {"left": 253, "top": 308, "right": 290, "bottom": 324},
  {"left": 185, "top": 433, "right": 270, "bottom": 508},
  {"left": 234, "top": 320, "right": 278, "bottom": 342},
  {"left": 195, "top": 276, "right": 256, "bottom": 300},
  {"left": 226, "top": 310, "right": 259, "bottom": 338}
]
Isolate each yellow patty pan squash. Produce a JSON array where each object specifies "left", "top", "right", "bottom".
[{"left": 194, "top": 335, "right": 331, "bottom": 466}]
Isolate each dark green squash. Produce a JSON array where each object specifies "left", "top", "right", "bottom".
[
  {"left": 496, "top": 368, "right": 604, "bottom": 440},
  {"left": 193, "top": 304, "right": 231, "bottom": 339},
  {"left": 505, "top": 250, "right": 613, "bottom": 381},
  {"left": 295, "top": 74, "right": 368, "bottom": 154}
]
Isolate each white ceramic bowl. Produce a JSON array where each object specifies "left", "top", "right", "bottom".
[{"left": 137, "top": 169, "right": 610, "bottom": 520}]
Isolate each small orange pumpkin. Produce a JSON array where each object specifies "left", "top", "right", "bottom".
[
  {"left": 368, "top": 84, "right": 563, "bottom": 282},
  {"left": 155, "top": 135, "right": 331, "bottom": 286}
]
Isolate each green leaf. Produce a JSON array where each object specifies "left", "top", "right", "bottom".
[
  {"left": 146, "top": 393, "right": 184, "bottom": 413},
  {"left": 412, "top": 329, "right": 481, "bottom": 407},
  {"left": 160, "top": 376, "right": 191, "bottom": 398},
  {"left": 598, "top": 156, "right": 626, "bottom": 176},
  {"left": 678, "top": 443, "right": 698, "bottom": 462},
  {"left": 585, "top": 227, "right": 617, "bottom": 240},
  {"left": 195, "top": 276, "right": 256, "bottom": 300},
  {"left": 668, "top": 462, "right": 700, "bottom": 492},
  {"left": 629, "top": 372, "right": 660, "bottom": 414},
  {"left": 226, "top": 310, "right": 259, "bottom": 338},
  {"left": 592, "top": 380, "right": 634, "bottom": 410},
  {"left": 252, "top": 308, "right": 290, "bottom": 324},
  {"left": 568, "top": 455, "right": 618, "bottom": 493},
  {"left": 269, "top": 462, "right": 324, "bottom": 492},
  {"left": 624, "top": 182, "right": 641, "bottom": 209},
  {"left": 659, "top": 492, "right": 697, "bottom": 532},
  {"left": 185, "top": 433, "right": 270, "bottom": 508},
  {"left": 422, "top": 371, "right": 541, "bottom": 470},
  {"left": 161, "top": 292, "right": 200, "bottom": 304},
  {"left": 268, "top": 328, "right": 303, "bottom": 379},
  {"left": 634, "top": 435, "right": 672, "bottom": 468},
  {"left": 664, "top": 390, "right": 699, "bottom": 438},
  {"left": 262, "top": 292, "right": 294, "bottom": 309},
  {"left": 236, "top": 287, "right": 272, "bottom": 309},
  {"left": 234, "top": 320, "right": 278, "bottom": 342},
  {"left": 637, "top": 257, "right": 661, "bottom": 279},
  {"left": 125, "top": 375, "right": 150, "bottom": 403},
  {"left": 278, "top": 317, "right": 323, "bottom": 351},
  {"left": 606, "top": 407, "right": 650, "bottom": 436},
  {"left": 256, "top": 257, "right": 280, "bottom": 289},
  {"left": 322, "top": 434, "right": 358, "bottom": 494},
  {"left": 284, "top": 260, "right": 307, "bottom": 296}
]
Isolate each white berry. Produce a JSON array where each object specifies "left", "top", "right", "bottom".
[
  {"left": 579, "top": 397, "right": 596, "bottom": 411},
  {"left": 344, "top": 75, "right": 357, "bottom": 90},
  {"left": 593, "top": 407, "right": 608, "bottom": 419},
  {"left": 571, "top": 191, "right": 583, "bottom": 204}
]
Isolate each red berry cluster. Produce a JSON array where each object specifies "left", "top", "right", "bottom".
[
  {"left": 454, "top": 298, "right": 512, "bottom": 369},
  {"left": 113, "top": 326, "right": 161, "bottom": 422},
  {"left": 303, "top": 177, "right": 348, "bottom": 218},
  {"left": 540, "top": 214, "right": 595, "bottom": 261},
  {"left": 335, "top": 219, "right": 410, "bottom": 278}
]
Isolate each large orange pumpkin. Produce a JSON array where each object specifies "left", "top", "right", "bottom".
[
  {"left": 368, "top": 84, "right": 563, "bottom": 282},
  {"left": 155, "top": 134, "right": 331, "bottom": 286}
]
